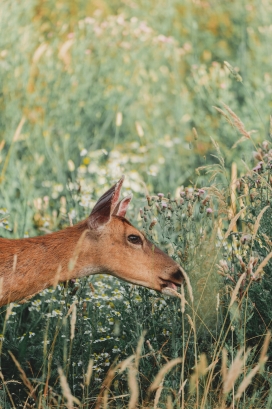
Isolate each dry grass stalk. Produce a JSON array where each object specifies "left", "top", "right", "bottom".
[
  {"left": 85, "top": 358, "right": 94, "bottom": 386},
  {"left": 135, "top": 121, "right": 144, "bottom": 137},
  {"left": 58, "top": 367, "right": 80, "bottom": 409},
  {"left": 0, "top": 371, "right": 16, "bottom": 408},
  {"left": 95, "top": 356, "right": 136, "bottom": 409},
  {"left": 166, "top": 395, "right": 173, "bottom": 409},
  {"left": 190, "top": 354, "right": 208, "bottom": 393},
  {"left": 68, "top": 230, "right": 88, "bottom": 272},
  {"left": 224, "top": 61, "right": 243, "bottom": 82},
  {"left": 135, "top": 332, "right": 146, "bottom": 369},
  {"left": 32, "top": 43, "right": 48, "bottom": 63},
  {"left": 8, "top": 351, "right": 36, "bottom": 399},
  {"left": 216, "top": 293, "right": 220, "bottom": 311},
  {"left": 254, "top": 251, "right": 272, "bottom": 277},
  {"left": 116, "top": 112, "right": 123, "bottom": 127},
  {"left": 198, "top": 354, "right": 208, "bottom": 375},
  {"left": 5, "top": 303, "right": 14, "bottom": 321},
  {"left": 128, "top": 364, "right": 139, "bottom": 409},
  {"left": 223, "top": 349, "right": 249, "bottom": 394},
  {"left": 224, "top": 207, "right": 247, "bottom": 239},
  {"left": 205, "top": 186, "right": 229, "bottom": 218},
  {"left": 230, "top": 162, "right": 237, "bottom": 224},
  {"left": 154, "top": 379, "right": 164, "bottom": 409},
  {"left": 259, "top": 331, "right": 271, "bottom": 365},
  {"left": 162, "top": 286, "right": 188, "bottom": 310},
  {"left": 0, "top": 140, "right": 5, "bottom": 151},
  {"left": 94, "top": 366, "right": 116, "bottom": 409},
  {"left": 221, "top": 103, "right": 251, "bottom": 139},
  {"left": 70, "top": 303, "right": 77, "bottom": 341},
  {"left": 179, "top": 266, "right": 194, "bottom": 303},
  {"left": 119, "top": 355, "right": 135, "bottom": 373},
  {"left": 235, "top": 364, "right": 261, "bottom": 399},
  {"left": 192, "top": 127, "right": 198, "bottom": 140},
  {"left": 220, "top": 103, "right": 240, "bottom": 123},
  {"left": 13, "top": 116, "right": 26, "bottom": 143},
  {"left": 162, "top": 286, "right": 179, "bottom": 297},
  {"left": 213, "top": 106, "right": 232, "bottom": 124},
  {"left": 58, "top": 39, "right": 74, "bottom": 67},
  {"left": 149, "top": 358, "right": 182, "bottom": 392},
  {"left": 232, "top": 136, "right": 249, "bottom": 149},
  {"left": 53, "top": 264, "right": 62, "bottom": 289},
  {"left": 186, "top": 314, "right": 195, "bottom": 332},
  {"left": 68, "top": 213, "right": 74, "bottom": 226},
  {"left": 101, "top": 369, "right": 115, "bottom": 409},
  {"left": 205, "top": 359, "right": 219, "bottom": 374},
  {"left": 178, "top": 379, "right": 188, "bottom": 396},
  {"left": 229, "top": 273, "right": 246, "bottom": 307},
  {"left": 66, "top": 300, "right": 78, "bottom": 318},
  {"left": 12, "top": 254, "right": 17, "bottom": 273},
  {"left": 252, "top": 205, "right": 269, "bottom": 238},
  {"left": 181, "top": 284, "right": 186, "bottom": 313},
  {"left": 221, "top": 349, "right": 227, "bottom": 383},
  {"left": 0, "top": 116, "right": 26, "bottom": 183}
]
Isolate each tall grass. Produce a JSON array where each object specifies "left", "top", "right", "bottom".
[
  {"left": 0, "top": 0, "right": 272, "bottom": 407},
  {"left": 1, "top": 122, "right": 272, "bottom": 407}
]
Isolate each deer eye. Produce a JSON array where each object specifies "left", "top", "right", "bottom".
[{"left": 127, "top": 235, "right": 143, "bottom": 245}]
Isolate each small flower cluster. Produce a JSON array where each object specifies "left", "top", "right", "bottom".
[{"left": 140, "top": 188, "right": 213, "bottom": 270}]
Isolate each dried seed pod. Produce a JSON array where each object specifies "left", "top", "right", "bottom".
[
  {"left": 187, "top": 202, "right": 193, "bottom": 217},
  {"left": 146, "top": 195, "right": 152, "bottom": 206},
  {"left": 155, "top": 203, "right": 162, "bottom": 213},
  {"left": 149, "top": 219, "right": 157, "bottom": 230}
]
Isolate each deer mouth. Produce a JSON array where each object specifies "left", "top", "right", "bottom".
[{"left": 160, "top": 278, "right": 180, "bottom": 292}]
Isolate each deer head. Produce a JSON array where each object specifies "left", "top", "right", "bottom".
[{"left": 78, "top": 176, "right": 184, "bottom": 293}]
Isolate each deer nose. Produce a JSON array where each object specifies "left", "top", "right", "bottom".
[{"left": 171, "top": 268, "right": 184, "bottom": 285}]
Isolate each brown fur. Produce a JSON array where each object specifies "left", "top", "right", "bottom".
[{"left": 0, "top": 179, "right": 183, "bottom": 306}]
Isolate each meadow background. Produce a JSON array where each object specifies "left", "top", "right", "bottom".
[{"left": 0, "top": 0, "right": 272, "bottom": 407}]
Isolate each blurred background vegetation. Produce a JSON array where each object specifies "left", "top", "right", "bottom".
[
  {"left": 0, "top": 1, "right": 272, "bottom": 407},
  {"left": 0, "top": 0, "right": 272, "bottom": 237}
]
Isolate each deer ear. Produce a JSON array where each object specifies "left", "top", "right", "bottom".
[
  {"left": 113, "top": 195, "right": 132, "bottom": 217},
  {"left": 88, "top": 176, "right": 124, "bottom": 229}
]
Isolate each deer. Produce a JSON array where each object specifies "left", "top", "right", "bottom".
[{"left": 0, "top": 176, "right": 184, "bottom": 307}]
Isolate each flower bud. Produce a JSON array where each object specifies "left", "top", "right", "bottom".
[
  {"left": 157, "top": 193, "right": 164, "bottom": 201},
  {"left": 161, "top": 202, "right": 167, "bottom": 211}
]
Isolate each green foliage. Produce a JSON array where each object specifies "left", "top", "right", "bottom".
[
  {"left": 1, "top": 153, "right": 272, "bottom": 407},
  {"left": 0, "top": 0, "right": 272, "bottom": 407}
]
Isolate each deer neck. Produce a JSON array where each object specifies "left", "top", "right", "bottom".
[{"left": 0, "top": 221, "right": 99, "bottom": 305}]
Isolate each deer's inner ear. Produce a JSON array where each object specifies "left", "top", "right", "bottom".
[
  {"left": 113, "top": 195, "right": 132, "bottom": 217},
  {"left": 88, "top": 176, "right": 124, "bottom": 229}
]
